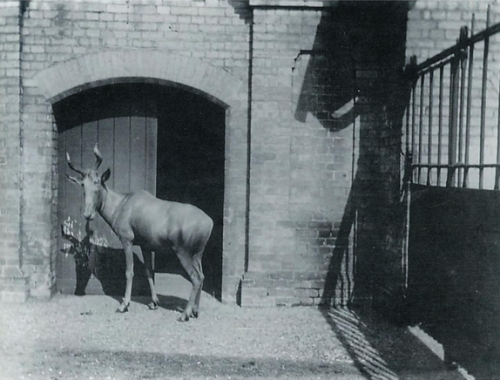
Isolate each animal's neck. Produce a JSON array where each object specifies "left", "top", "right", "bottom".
[{"left": 98, "top": 187, "right": 126, "bottom": 229}]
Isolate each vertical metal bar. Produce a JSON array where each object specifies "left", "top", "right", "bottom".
[
  {"left": 407, "top": 56, "right": 417, "bottom": 156},
  {"left": 447, "top": 57, "right": 460, "bottom": 187},
  {"left": 418, "top": 74, "right": 425, "bottom": 184},
  {"left": 411, "top": 79, "right": 417, "bottom": 183},
  {"left": 411, "top": 86, "right": 415, "bottom": 150},
  {"left": 464, "top": 16, "right": 475, "bottom": 188},
  {"left": 405, "top": 91, "right": 411, "bottom": 186},
  {"left": 438, "top": 65, "right": 444, "bottom": 186},
  {"left": 457, "top": 27, "right": 468, "bottom": 187},
  {"left": 405, "top": 92, "right": 411, "bottom": 154},
  {"left": 496, "top": 83, "right": 500, "bottom": 190},
  {"left": 427, "top": 70, "right": 434, "bottom": 185},
  {"left": 496, "top": 61, "right": 500, "bottom": 190},
  {"left": 480, "top": 6, "right": 490, "bottom": 189}
]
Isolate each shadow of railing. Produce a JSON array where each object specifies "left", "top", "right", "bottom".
[{"left": 323, "top": 307, "right": 466, "bottom": 380}]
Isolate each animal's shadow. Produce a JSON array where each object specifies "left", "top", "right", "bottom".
[
  {"left": 61, "top": 224, "right": 151, "bottom": 299},
  {"left": 61, "top": 224, "right": 200, "bottom": 313},
  {"left": 131, "top": 294, "right": 187, "bottom": 313}
]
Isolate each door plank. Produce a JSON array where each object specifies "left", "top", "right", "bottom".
[
  {"left": 96, "top": 118, "right": 121, "bottom": 249},
  {"left": 57, "top": 132, "right": 68, "bottom": 292},
  {"left": 60, "top": 124, "right": 83, "bottom": 292},
  {"left": 146, "top": 117, "right": 158, "bottom": 196},
  {"left": 113, "top": 115, "right": 131, "bottom": 193},
  {"left": 130, "top": 115, "right": 146, "bottom": 192},
  {"left": 98, "top": 118, "right": 115, "bottom": 187},
  {"left": 81, "top": 121, "right": 98, "bottom": 169}
]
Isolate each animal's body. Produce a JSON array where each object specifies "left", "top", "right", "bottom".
[
  {"left": 107, "top": 190, "right": 212, "bottom": 250},
  {"left": 67, "top": 145, "right": 213, "bottom": 321}
]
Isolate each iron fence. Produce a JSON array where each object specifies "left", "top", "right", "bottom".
[{"left": 406, "top": 7, "right": 500, "bottom": 190}]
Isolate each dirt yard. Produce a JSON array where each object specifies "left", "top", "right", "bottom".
[{"left": 0, "top": 275, "right": 466, "bottom": 380}]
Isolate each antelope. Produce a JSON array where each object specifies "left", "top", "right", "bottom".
[{"left": 66, "top": 144, "right": 213, "bottom": 322}]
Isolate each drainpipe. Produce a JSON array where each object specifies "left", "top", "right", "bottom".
[{"left": 17, "top": 0, "right": 28, "bottom": 276}]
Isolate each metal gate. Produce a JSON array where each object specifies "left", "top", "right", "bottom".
[
  {"left": 55, "top": 84, "right": 157, "bottom": 296},
  {"left": 405, "top": 7, "right": 500, "bottom": 371}
]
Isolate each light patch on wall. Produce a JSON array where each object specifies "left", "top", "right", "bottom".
[
  {"left": 331, "top": 98, "right": 356, "bottom": 120},
  {"left": 90, "top": 233, "right": 109, "bottom": 248}
]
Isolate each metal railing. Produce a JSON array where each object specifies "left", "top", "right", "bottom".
[{"left": 406, "top": 7, "right": 500, "bottom": 190}]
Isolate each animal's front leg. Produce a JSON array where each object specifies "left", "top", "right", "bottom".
[
  {"left": 118, "top": 240, "right": 134, "bottom": 313},
  {"left": 143, "top": 249, "right": 159, "bottom": 310}
]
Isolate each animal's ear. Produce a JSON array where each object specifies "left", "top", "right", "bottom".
[
  {"left": 66, "top": 174, "right": 82, "bottom": 186},
  {"left": 101, "top": 168, "right": 111, "bottom": 185}
]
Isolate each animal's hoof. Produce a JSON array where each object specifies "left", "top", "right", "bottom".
[
  {"left": 148, "top": 301, "right": 159, "bottom": 310},
  {"left": 445, "top": 360, "right": 459, "bottom": 370},
  {"left": 177, "top": 314, "right": 189, "bottom": 322},
  {"left": 192, "top": 311, "right": 199, "bottom": 319},
  {"left": 116, "top": 303, "right": 130, "bottom": 313}
]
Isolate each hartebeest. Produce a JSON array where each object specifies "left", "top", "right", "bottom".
[{"left": 66, "top": 144, "right": 213, "bottom": 321}]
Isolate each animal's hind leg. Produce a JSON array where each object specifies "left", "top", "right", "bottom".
[
  {"left": 143, "top": 249, "right": 159, "bottom": 310},
  {"left": 192, "top": 253, "right": 205, "bottom": 318},
  {"left": 176, "top": 249, "right": 204, "bottom": 322},
  {"left": 193, "top": 225, "right": 211, "bottom": 317}
]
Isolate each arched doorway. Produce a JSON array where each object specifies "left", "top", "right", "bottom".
[{"left": 54, "top": 83, "right": 225, "bottom": 299}]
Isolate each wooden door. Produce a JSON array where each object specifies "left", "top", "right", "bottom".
[{"left": 55, "top": 85, "right": 157, "bottom": 296}]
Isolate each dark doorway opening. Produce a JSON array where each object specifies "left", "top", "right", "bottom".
[
  {"left": 154, "top": 86, "right": 226, "bottom": 301},
  {"left": 54, "top": 82, "right": 225, "bottom": 301}
]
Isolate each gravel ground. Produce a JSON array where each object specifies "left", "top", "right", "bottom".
[{"left": 0, "top": 275, "right": 465, "bottom": 380}]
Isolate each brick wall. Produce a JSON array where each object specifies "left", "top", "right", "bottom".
[
  {"left": 243, "top": 6, "right": 355, "bottom": 306},
  {"left": 406, "top": 0, "right": 500, "bottom": 58},
  {"left": 0, "top": 1, "right": 29, "bottom": 302},
  {"left": 242, "top": 2, "right": 409, "bottom": 307},
  {"left": 0, "top": 0, "right": 441, "bottom": 308}
]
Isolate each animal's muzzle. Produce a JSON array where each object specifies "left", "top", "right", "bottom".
[{"left": 84, "top": 212, "right": 96, "bottom": 221}]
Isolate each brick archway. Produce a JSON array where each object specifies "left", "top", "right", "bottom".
[
  {"left": 31, "top": 49, "right": 248, "bottom": 304},
  {"left": 33, "top": 50, "right": 243, "bottom": 106}
]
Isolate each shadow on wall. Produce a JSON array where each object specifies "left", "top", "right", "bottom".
[
  {"left": 292, "top": 1, "right": 411, "bottom": 314},
  {"left": 228, "top": 0, "right": 252, "bottom": 23}
]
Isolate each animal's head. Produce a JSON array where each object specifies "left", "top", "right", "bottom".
[{"left": 66, "top": 144, "right": 111, "bottom": 221}]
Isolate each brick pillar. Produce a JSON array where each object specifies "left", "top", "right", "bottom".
[{"left": 0, "top": 1, "right": 29, "bottom": 302}]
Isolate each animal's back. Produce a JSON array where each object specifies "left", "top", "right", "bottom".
[{"left": 126, "top": 190, "right": 213, "bottom": 249}]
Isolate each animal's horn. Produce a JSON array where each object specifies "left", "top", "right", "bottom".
[
  {"left": 66, "top": 152, "right": 84, "bottom": 177},
  {"left": 93, "top": 143, "right": 102, "bottom": 170}
]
